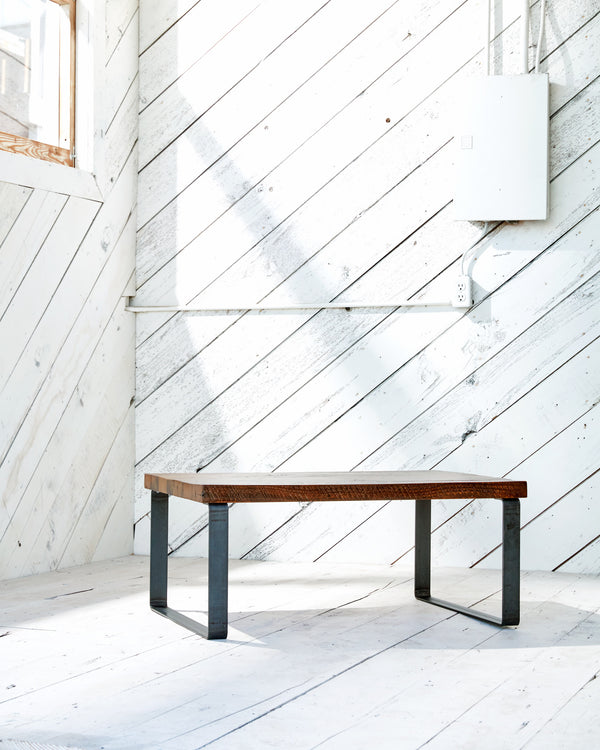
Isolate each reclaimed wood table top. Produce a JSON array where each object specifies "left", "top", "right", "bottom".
[{"left": 144, "top": 471, "right": 527, "bottom": 504}]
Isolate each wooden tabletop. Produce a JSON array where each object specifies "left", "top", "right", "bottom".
[{"left": 144, "top": 471, "right": 527, "bottom": 504}]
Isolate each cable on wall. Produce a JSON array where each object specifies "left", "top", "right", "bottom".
[
  {"left": 534, "top": 0, "right": 547, "bottom": 73},
  {"left": 460, "top": 222, "right": 490, "bottom": 276},
  {"left": 125, "top": 300, "right": 457, "bottom": 313},
  {"left": 521, "top": 0, "right": 530, "bottom": 73},
  {"left": 485, "top": 0, "right": 492, "bottom": 75}
]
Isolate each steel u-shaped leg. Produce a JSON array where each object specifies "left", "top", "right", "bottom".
[
  {"left": 149, "top": 491, "right": 229, "bottom": 639},
  {"left": 414, "top": 497, "right": 520, "bottom": 626}
]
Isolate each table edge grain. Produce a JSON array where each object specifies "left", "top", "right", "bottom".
[{"left": 144, "top": 472, "right": 527, "bottom": 504}]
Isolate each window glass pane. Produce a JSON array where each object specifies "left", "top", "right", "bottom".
[{"left": 0, "top": 0, "right": 72, "bottom": 150}]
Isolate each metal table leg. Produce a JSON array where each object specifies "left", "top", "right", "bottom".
[
  {"left": 207, "top": 503, "right": 228, "bottom": 639},
  {"left": 414, "top": 497, "right": 520, "bottom": 626},
  {"left": 149, "top": 492, "right": 230, "bottom": 638}
]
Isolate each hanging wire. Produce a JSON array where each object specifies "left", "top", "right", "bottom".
[
  {"left": 461, "top": 222, "right": 490, "bottom": 276},
  {"left": 521, "top": 0, "right": 530, "bottom": 73},
  {"left": 534, "top": 0, "right": 547, "bottom": 73},
  {"left": 485, "top": 0, "right": 492, "bottom": 75}
]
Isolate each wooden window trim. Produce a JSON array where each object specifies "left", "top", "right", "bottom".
[{"left": 0, "top": 0, "right": 76, "bottom": 167}]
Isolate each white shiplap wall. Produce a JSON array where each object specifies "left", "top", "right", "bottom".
[
  {"left": 134, "top": 0, "right": 600, "bottom": 573},
  {"left": 0, "top": 1, "right": 138, "bottom": 580}
]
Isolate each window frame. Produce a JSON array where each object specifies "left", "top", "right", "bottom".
[{"left": 0, "top": 0, "right": 76, "bottom": 167}]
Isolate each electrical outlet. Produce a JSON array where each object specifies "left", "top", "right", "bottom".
[{"left": 452, "top": 275, "right": 473, "bottom": 308}]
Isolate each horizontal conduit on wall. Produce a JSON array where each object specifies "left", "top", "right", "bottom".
[{"left": 125, "top": 300, "right": 455, "bottom": 312}]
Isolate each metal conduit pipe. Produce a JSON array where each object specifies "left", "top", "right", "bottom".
[
  {"left": 521, "top": 0, "right": 530, "bottom": 73},
  {"left": 125, "top": 300, "right": 455, "bottom": 313},
  {"left": 485, "top": 0, "right": 492, "bottom": 75}
]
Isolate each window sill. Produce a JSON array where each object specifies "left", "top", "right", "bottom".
[{"left": 0, "top": 150, "right": 103, "bottom": 202}]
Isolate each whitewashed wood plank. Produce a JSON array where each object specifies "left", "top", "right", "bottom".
[
  {"left": 233, "top": 574, "right": 597, "bottom": 750},
  {"left": 0, "top": 190, "right": 68, "bottom": 319},
  {"left": 3, "top": 581, "right": 447, "bottom": 744},
  {"left": 321, "top": 329, "right": 600, "bottom": 566},
  {"left": 0, "top": 557, "right": 150, "bottom": 618},
  {"left": 0, "top": 216, "right": 136, "bottom": 579},
  {"left": 327, "top": 647, "right": 600, "bottom": 750},
  {"left": 137, "top": 575, "right": 595, "bottom": 749},
  {"left": 24, "top": 242, "right": 134, "bottom": 574},
  {"left": 248, "top": 184, "right": 596, "bottom": 490},
  {"left": 0, "top": 182, "right": 31, "bottom": 246},
  {"left": 107, "top": 610, "right": 460, "bottom": 746},
  {"left": 105, "top": 71, "right": 139, "bottom": 187},
  {"left": 132, "top": 508, "right": 151, "bottom": 556},
  {"left": 105, "top": 0, "right": 137, "bottom": 63},
  {"left": 0, "top": 559, "right": 593, "bottom": 749},
  {"left": 168, "top": 22, "right": 600, "bottom": 310},
  {"left": 546, "top": 8, "right": 600, "bottom": 112},
  {"left": 138, "top": 0, "right": 596, "bottom": 398},
  {"left": 557, "top": 538, "right": 600, "bottom": 574},
  {"left": 134, "top": 145, "right": 456, "bottom": 459},
  {"left": 134, "top": 0, "right": 596, "bottom": 314},
  {"left": 519, "top": 470, "right": 600, "bottom": 572},
  {"left": 134, "top": 143, "right": 600, "bottom": 545},
  {"left": 157, "top": 278, "right": 600, "bottom": 563},
  {"left": 0, "top": 152, "right": 103, "bottom": 201},
  {"left": 60, "top": 403, "right": 135, "bottom": 568},
  {"left": 139, "top": 0, "right": 264, "bottom": 109},
  {"left": 134, "top": 0, "right": 596, "bottom": 568},
  {"left": 0, "top": 197, "right": 100, "bottom": 396},
  {"left": 277, "top": 205, "right": 600, "bottom": 475},
  {"left": 191, "top": 222, "right": 481, "bottom": 479},
  {"left": 434, "top": 338, "right": 600, "bottom": 481},
  {"left": 551, "top": 74, "right": 600, "bottom": 178},
  {"left": 134, "top": 203, "right": 474, "bottom": 407},
  {"left": 420, "top": 640, "right": 600, "bottom": 749},
  {"left": 410, "top": 404, "right": 600, "bottom": 573},
  {"left": 50, "top": 402, "right": 134, "bottom": 568},
  {"left": 89, "top": 416, "right": 135, "bottom": 565},
  {"left": 141, "top": 52, "right": 598, "bottom": 424},
  {"left": 138, "top": 0, "right": 590, "bottom": 254},
  {"left": 0, "top": 560, "right": 416, "bottom": 713},
  {"left": 133, "top": 310, "right": 387, "bottom": 517},
  {"left": 140, "top": 35, "right": 596, "bottom": 388},
  {"left": 138, "top": 0, "right": 332, "bottom": 169},
  {"left": 104, "top": 9, "right": 138, "bottom": 132},
  {"left": 209, "top": 212, "right": 594, "bottom": 562},
  {"left": 2, "top": 210, "right": 135, "bottom": 554},
  {"left": 148, "top": 170, "right": 596, "bottom": 564},
  {"left": 524, "top": 671, "right": 600, "bottom": 750},
  {"left": 135, "top": 0, "right": 491, "bottom": 309},
  {"left": 137, "top": 0, "right": 444, "bottom": 232},
  {"left": 17, "top": 358, "right": 132, "bottom": 578},
  {"left": 134, "top": 66, "right": 479, "bottom": 400},
  {"left": 140, "top": 0, "right": 201, "bottom": 54},
  {"left": 135, "top": 310, "right": 320, "bottom": 458},
  {"left": 0, "top": 154, "right": 137, "bottom": 542},
  {"left": 479, "top": 406, "right": 600, "bottom": 565}
]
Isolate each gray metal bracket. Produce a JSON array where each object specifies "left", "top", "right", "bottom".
[
  {"left": 149, "top": 491, "right": 229, "bottom": 639},
  {"left": 414, "top": 498, "right": 521, "bottom": 626}
]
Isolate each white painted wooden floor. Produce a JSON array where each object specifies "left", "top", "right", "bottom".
[{"left": 1, "top": 556, "right": 599, "bottom": 750}]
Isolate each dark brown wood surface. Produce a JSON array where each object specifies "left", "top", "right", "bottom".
[{"left": 144, "top": 471, "right": 527, "bottom": 504}]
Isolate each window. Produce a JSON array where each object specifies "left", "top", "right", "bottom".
[{"left": 0, "top": 0, "right": 75, "bottom": 167}]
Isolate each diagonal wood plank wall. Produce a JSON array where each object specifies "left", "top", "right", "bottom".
[
  {"left": 0, "top": 0, "right": 138, "bottom": 580},
  {"left": 134, "top": 0, "right": 600, "bottom": 573}
]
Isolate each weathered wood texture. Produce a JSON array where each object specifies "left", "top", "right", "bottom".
[
  {"left": 135, "top": 0, "right": 600, "bottom": 572},
  {"left": 1, "top": 557, "right": 599, "bottom": 749},
  {"left": 0, "top": 1, "right": 138, "bottom": 581},
  {"left": 144, "top": 470, "right": 527, "bottom": 503}
]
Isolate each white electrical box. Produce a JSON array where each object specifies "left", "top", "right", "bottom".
[{"left": 454, "top": 74, "right": 549, "bottom": 221}]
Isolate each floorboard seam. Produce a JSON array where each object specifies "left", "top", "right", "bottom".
[{"left": 190, "top": 615, "right": 454, "bottom": 748}]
